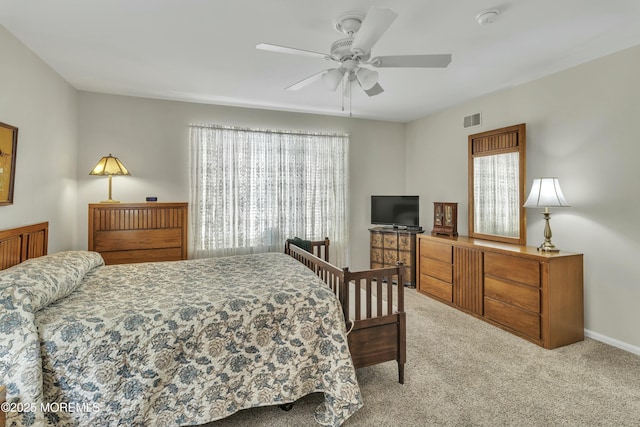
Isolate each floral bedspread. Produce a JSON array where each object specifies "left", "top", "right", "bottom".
[{"left": 0, "top": 251, "right": 362, "bottom": 426}]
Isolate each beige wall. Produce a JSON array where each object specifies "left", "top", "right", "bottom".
[
  {"left": 0, "top": 26, "right": 78, "bottom": 252},
  {"left": 76, "top": 92, "right": 405, "bottom": 270},
  {"left": 406, "top": 44, "right": 640, "bottom": 351}
]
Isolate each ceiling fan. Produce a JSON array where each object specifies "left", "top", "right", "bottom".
[{"left": 256, "top": 6, "right": 452, "bottom": 97}]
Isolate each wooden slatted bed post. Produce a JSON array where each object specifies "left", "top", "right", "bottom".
[
  {"left": 341, "top": 266, "right": 351, "bottom": 327},
  {"left": 396, "top": 262, "right": 406, "bottom": 384}
]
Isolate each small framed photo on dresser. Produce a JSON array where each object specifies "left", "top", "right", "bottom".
[{"left": 431, "top": 202, "right": 458, "bottom": 236}]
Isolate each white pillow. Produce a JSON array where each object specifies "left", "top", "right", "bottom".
[{"left": 0, "top": 250, "right": 104, "bottom": 313}]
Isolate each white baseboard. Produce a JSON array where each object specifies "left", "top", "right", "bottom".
[{"left": 584, "top": 329, "right": 640, "bottom": 356}]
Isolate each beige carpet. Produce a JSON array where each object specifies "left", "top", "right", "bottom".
[{"left": 207, "top": 289, "right": 640, "bottom": 426}]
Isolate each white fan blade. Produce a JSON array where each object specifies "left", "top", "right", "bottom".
[
  {"left": 351, "top": 7, "right": 398, "bottom": 55},
  {"left": 256, "top": 43, "right": 329, "bottom": 60},
  {"left": 285, "top": 70, "right": 326, "bottom": 91},
  {"left": 363, "top": 82, "right": 384, "bottom": 97},
  {"left": 370, "top": 54, "right": 452, "bottom": 68}
]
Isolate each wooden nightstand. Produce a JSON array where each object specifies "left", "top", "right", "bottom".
[{"left": 1, "top": 384, "right": 6, "bottom": 427}]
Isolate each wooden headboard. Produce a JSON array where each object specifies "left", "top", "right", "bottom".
[{"left": 0, "top": 222, "right": 49, "bottom": 270}]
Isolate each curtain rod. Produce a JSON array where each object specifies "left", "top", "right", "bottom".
[{"left": 189, "top": 123, "right": 349, "bottom": 138}]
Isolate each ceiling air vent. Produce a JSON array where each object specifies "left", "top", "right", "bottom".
[{"left": 464, "top": 113, "right": 481, "bottom": 128}]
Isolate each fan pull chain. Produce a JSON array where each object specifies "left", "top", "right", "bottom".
[
  {"left": 349, "top": 81, "right": 352, "bottom": 118},
  {"left": 341, "top": 77, "right": 345, "bottom": 112}
]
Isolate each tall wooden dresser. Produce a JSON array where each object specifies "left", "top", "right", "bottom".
[
  {"left": 370, "top": 227, "right": 423, "bottom": 286},
  {"left": 88, "top": 202, "right": 188, "bottom": 265},
  {"left": 416, "top": 234, "right": 584, "bottom": 349}
]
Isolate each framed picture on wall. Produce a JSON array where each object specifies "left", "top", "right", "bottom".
[{"left": 0, "top": 121, "right": 18, "bottom": 206}]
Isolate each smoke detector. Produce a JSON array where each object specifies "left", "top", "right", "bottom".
[{"left": 476, "top": 9, "right": 500, "bottom": 25}]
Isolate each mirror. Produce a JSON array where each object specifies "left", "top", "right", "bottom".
[{"left": 468, "top": 124, "right": 526, "bottom": 246}]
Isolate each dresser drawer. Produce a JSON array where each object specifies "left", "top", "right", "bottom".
[
  {"left": 384, "top": 250, "right": 398, "bottom": 265},
  {"left": 101, "top": 248, "right": 183, "bottom": 265},
  {"left": 420, "top": 239, "right": 452, "bottom": 264},
  {"left": 383, "top": 233, "right": 398, "bottom": 248},
  {"left": 485, "top": 276, "right": 540, "bottom": 313},
  {"left": 484, "top": 297, "right": 540, "bottom": 339},
  {"left": 484, "top": 252, "right": 540, "bottom": 287},
  {"left": 420, "top": 274, "right": 453, "bottom": 302},
  {"left": 398, "top": 235, "right": 413, "bottom": 251},
  {"left": 420, "top": 258, "right": 452, "bottom": 283},
  {"left": 370, "top": 248, "right": 384, "bottom": 263},
  {"left": 371, "top": 261, "right": 385, "bottom": 270},
  {"left": 370, "top": 233, "right": 383, "bottom": 248},
  {"left": 94, "top": 229, "right": 183, "bottom": 252}
]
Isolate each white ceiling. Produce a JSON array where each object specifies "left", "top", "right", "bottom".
[{"left": 2, "top": 0, "right": 640, "bottom": 122}]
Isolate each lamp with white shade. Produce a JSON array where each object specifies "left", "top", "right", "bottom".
[
  {"left": 89, "top": 154, "right": 130, "bottom": 203},
  {"left": 523, "top": 177, "right": 570, "bottom": 252}
]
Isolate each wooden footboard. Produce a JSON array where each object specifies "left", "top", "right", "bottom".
[
  {"left": 285, "top": 241, "right": 406, "bottom": 384},
  {"left": 285, "top": 237, "right": 330, "bottom": 262}
]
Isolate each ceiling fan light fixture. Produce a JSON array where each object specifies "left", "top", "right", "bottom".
[
  {"left": 257, "top": 6, "right": 452, "bottom": 109},
  {"left": 355, "top": 67, "right": 378, "bottom": 90},
  {"left": 322, "top": 68, "right": 346, "bottom": 91}
]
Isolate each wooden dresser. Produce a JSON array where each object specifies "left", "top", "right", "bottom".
[
  {"left": 88, "top": 202, "right": 188, "bottom": 265},
  {"left": 416, "top": 234, "right": 584, "bottom": 349},
  {"left": 370, "top": 227, "right": 423, "bottom": 286}
]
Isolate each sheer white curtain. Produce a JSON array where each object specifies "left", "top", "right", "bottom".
[
  {"left": 189, "top": 124, "right": 349, "bottom": 265},
  {"left": 473, "top": 152, "right": 519, "bottom": 237}
]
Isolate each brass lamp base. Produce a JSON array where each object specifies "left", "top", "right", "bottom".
[
  {"left": 537, "top": 209, "right": 560, "bottom": 252},
  {"left": 537, "top": 241, "right": 559, "bottom": 252},
  {"left": 99, "top": 175, "right": 121, "bottom": 204}
]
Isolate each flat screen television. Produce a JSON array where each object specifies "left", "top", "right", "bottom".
[{"left": 371, "top": 195, "right": 420, "bottom": 228}]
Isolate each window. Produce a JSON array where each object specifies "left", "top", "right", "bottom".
[{"left": 189, "top": 124, "right": 349, "bottom": 264}]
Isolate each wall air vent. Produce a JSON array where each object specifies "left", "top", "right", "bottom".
[{"left": 464, "top": 113, "right": 481, "bottom": 128}]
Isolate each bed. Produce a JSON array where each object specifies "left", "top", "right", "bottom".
[{"left": 0, "top": 223, "right": 406, "bottom": 427}]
